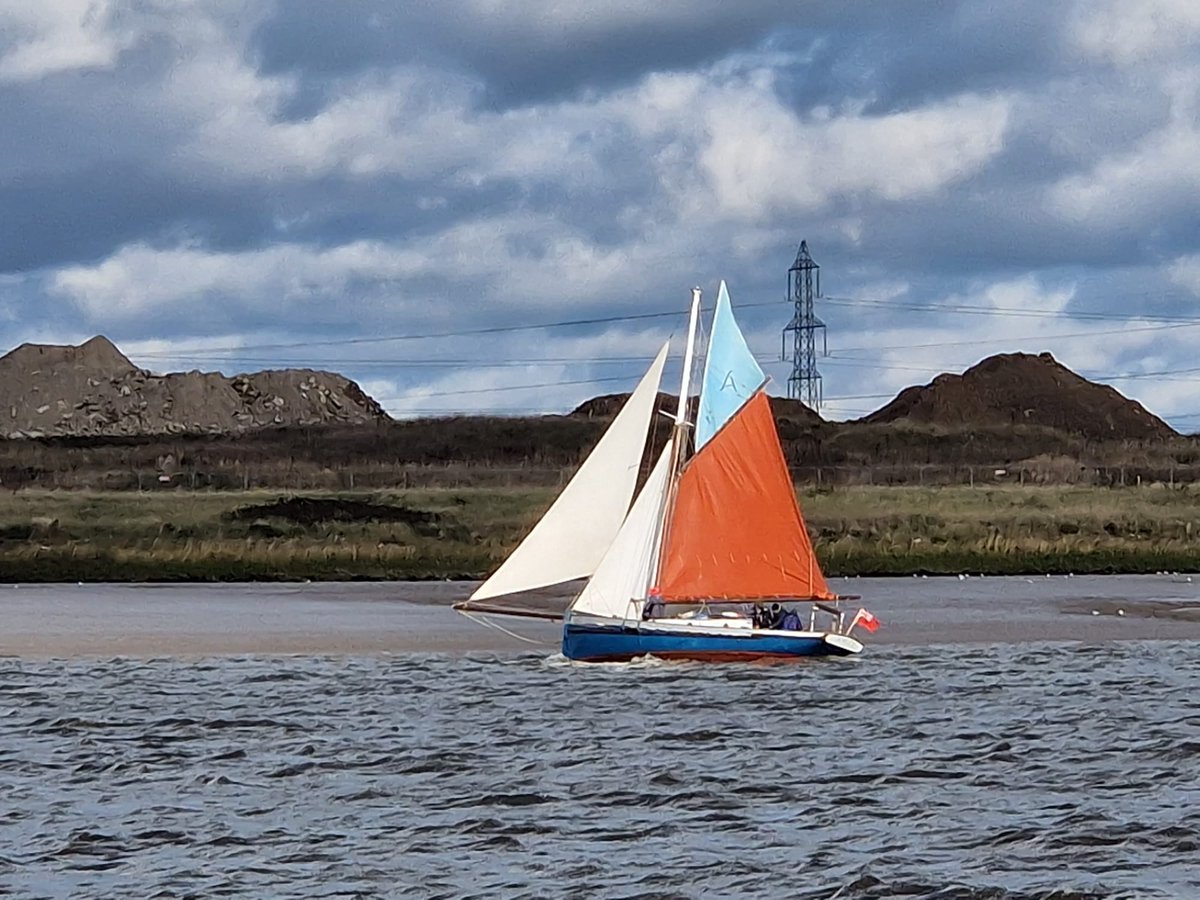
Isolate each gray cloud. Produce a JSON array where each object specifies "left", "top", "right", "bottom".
[{"left": 250, "top": 0, "right": 802, "bottom": 105}]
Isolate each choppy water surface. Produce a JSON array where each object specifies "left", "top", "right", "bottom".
[{"left": 3, "top": 642, "right": 1200, "bottom": 898}]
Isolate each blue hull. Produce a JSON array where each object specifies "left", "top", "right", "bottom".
[{"left": 562, "top": 621, "right": 855, "bottom": 663}]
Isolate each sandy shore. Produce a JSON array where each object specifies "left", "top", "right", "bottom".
[{"left": 2, "top": 575, "right": 1200, "bottom": 657}]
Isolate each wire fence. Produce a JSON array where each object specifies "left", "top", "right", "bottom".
[{"left": 3, "top": 459, "right": 1199, "bottom": 492}]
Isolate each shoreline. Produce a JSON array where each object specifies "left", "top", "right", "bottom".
[
  {"left": 3, "top": 575, "right": 1200, "bottom": 658},
  {"left": 0, "top": 552, "right": 1197, "bottom": 583}
]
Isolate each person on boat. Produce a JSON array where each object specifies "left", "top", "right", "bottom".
[
  {"left": 642, "top": 588, "right": 665, "bottom": 620},
  {"left": 780, "top": 608, "right": 802, "bottom": 630},
  {"left": 768, "top": 603, "right": 785, "bottom": 629}
]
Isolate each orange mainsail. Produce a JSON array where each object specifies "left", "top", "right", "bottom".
[{"left": 657, "top": 391, "right": 833, "bottom": 602}]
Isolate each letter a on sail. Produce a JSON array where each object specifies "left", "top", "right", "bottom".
[{"left": 695, "top": 281, "right": 765, "bottom": 449}]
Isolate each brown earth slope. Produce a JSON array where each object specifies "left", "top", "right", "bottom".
[
  {"left": 860, "top": 352, "right": 1174, "bottom": 442},
  {"left": 0, "top": 336, "right": 389, "bottom": 438}
]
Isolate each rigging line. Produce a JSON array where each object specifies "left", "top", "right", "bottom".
[{"left": 459, "top": 611, "right": 555, "bottom": 647}]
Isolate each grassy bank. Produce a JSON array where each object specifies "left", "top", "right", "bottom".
[
  {"left": 0, "top": 485, "right": 1198, "bottom": 582},
  {"left": 805, "top": 484, "right": 1200, "bottom": 575}
]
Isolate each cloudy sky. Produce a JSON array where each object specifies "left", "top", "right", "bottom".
[{"left": 3, "top": 1, "right": 1200, "bottom": 428}]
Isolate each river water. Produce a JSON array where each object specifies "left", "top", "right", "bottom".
[{"left": 3, "top": 576, "right": 1200, "bottom": 898}]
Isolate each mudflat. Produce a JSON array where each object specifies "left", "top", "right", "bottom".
[{"left": 3, "top": 575, "right": 1200, "bottom": 658}]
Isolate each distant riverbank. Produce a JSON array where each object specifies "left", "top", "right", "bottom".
[{"left": 0, "top": 485, "right": 1197, "bottom": 582}]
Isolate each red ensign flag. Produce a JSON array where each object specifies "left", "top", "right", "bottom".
[{"left": 855, "top": 608, "right": 881, "bottom": 632}]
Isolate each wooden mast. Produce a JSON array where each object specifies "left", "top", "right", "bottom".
[{"left": 650, "top": 287, "right": 701, "bottom": 589}]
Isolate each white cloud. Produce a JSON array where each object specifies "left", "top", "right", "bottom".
[
  {"left": 464, "top": 0, "right": 767, "bottom": 34},
  {"left": 0, "top": 0, "right": 263, "bottom": 83},
  {"left": 1047, "top": 69, "right": 1200, "bottom": 223},
  {"left": 0, "top": 0, "right": 129, "bottom": 81},
  {"left": 51, "top": 240, "right": 425, "bottom": 318},
  {"left": 1072, "top": 0, "right": 1200, "bottom": 67},
  {"left": 694, "top": 89, "right": 1011, "bottom": 219},
  {"left": 47, "top": 209, "right": 689, "bottom": 325},
  {"left": 1168, "top": 255, "right": 1200, "bottom": 295}
]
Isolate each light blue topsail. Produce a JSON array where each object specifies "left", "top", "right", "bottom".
[{"left": 695, "top": 281, "right": 766, "bottom": 450}]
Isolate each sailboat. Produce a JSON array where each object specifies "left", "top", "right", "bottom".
[{"left": 454, "top": 282, "right": 879, "bottom": 662}]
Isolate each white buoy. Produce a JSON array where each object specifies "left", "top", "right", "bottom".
[{"left": 1116, "top": 608, "right": 1126, "bottom": 616}]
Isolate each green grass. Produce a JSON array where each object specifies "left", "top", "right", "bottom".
[
  {"left": 0, "top": 484, "right": 1198, "bottom": 581},
  {"left": 803, "top": 484, "right": 1200, "bottom": 575}
]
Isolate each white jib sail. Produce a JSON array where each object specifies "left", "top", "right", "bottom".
[
  {"left": 470, "top": 342, "right": 670, "bottom": 602},
  {"left": 569, "top": 437, "right": 674, "bottom": 619}
]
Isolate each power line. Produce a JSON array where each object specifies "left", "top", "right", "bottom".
[
  {"left": 126, "top": 290, "right": 1200, "bottom": 360},
  {"left": 108, "top": 288, "right": 1200, "bottom": 422},
  {"left": 145, "top": 355, "right": 650, "bottom": 370},
  {"left": 829, "top": 320, "right": 1200, "bottom": 354},
  {"left": 129, "top": 300, "right": 778, "bottom": 358},
  {"left": 822, "top": 295, "right": 1200, "bottom": 323},
  {"left": 377, "top": 375, "right": 636, "bottom": 402}
]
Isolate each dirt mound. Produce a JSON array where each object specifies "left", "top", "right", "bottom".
[
  {"left": 572, "top": 391, "right": 680, "bottom": 419},
  {"left": 768, "top": 396, "right": 823, "bottom": 424},
  {"left": 0, "top": 336, "right": 390, "bottom": 438},
  {"left": 226, "top": 496, "right": 470, "bottom": 541},
  {"left": 860, "top": 352, "right": 1174, "bottom": 441},
  {"left": 228, "top": 497, "right": 438, "bottom": 528},
  {"left": 572, "top": 392, "right": 822, "bottom": 425}
]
